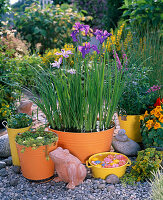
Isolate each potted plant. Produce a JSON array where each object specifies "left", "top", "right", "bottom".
[
  {"left": 140, "top": 105, "right": 163, "bottom": 150},
  {"left": 2, "top": 113, "right": 32, "bottom": 166},
  {"left": 15, "top": 127, "right": 58, "bottom": 182},
  {"left": 27, "top": 23, "right": 136, "bottom": 163},
  {"left": 118, "top": 73, "right": 160, "bottom": 142}
]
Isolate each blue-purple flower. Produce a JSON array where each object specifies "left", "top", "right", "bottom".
[
  {"left": 78, "top": 42, "right": 100, "bottom": 58},
  {"left": 51, "top": 57, "right": 62, "bottom": 68},
  {"left": 71, "top": 22, "right": 90, "bottom": 42},
  {"left": 55, "top": 49, "right": 73, "bottom": 58},
  {"left": 94, "top": 29, "right": 112, "bottom": 44}
]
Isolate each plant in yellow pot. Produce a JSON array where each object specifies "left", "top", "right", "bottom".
[
  {"left": 118, "top": 79, "right": 161, "bottom": 142},
  {"left": 26, "top": 23, "right": 140, "bottom": 163},
  {"left": 2, "top": 113, "right": 32, "bottom": 166}
]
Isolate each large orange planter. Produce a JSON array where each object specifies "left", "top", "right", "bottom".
[
  {"left": 16, "top": 134, "right": 58, "bottom": 182},
  {"left": 49, "top": 127, "right": 114, "bottom": 163},
  {"left": 118, "top": 115, "right": 142, "bottom": 142}
]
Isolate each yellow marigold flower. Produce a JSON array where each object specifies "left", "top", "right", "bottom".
[
  {"left": 146, "top": 120, "right": 154, "bottom": 130},
  {"left": 137, "top": 177, "right": 141, "bottom": 182},
  {"left": 159, "top": 114, "right": 163, "bottom": 123},
  {"left": 6, "top": 105, "right": 9, "bottom": 108},
  {"left": 154, "top": 122, "right": 161, "bottom": 130}
]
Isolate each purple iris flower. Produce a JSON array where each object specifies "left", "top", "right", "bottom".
[
  {"left": 78, "top": 42, "right": 100, "bottom": 58},
  {"left": 51, "top": 57, "right": 62, "bottom": 68},
  {"left": 71, "top": 30, "right": 79, "bottom": 42},
  {"left": 55, "top": 49, "right": 73, "bottom": 58},
  {"left": 73, "top": 22, "right": 90, "bottom": 35},
  {"left": 94, "top": 29, "right": 112, "bottom": 44},
  {"left": 71, "top": 22, "right": 90, "bottom": 42}
]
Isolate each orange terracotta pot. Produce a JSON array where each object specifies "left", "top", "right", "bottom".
[
  {"left": 49, "top": 127, "right": 114, "bottom": 163},
  {"left": 16, "top": 135, "right": 58, "bottom": 182}
]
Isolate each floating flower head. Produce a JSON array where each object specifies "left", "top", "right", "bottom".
[
  {"left": 51, "top": 57, "right": 62, "bottom": 68},
  {"left": 94, "top": 29, "right": 112, "bottom": 44},
  {"left": 78, "top": 42, "right": 100, "bottom": 58},
  {"left": 55, "top": 49, "right": 73, "bottom": 58}
]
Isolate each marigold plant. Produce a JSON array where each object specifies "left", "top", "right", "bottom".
[
  {"left": 121, "top": 148, "right": 162, "bottom": 184},
  {"left": 140, "top": 105, "right": 163, "bottom": 147}
]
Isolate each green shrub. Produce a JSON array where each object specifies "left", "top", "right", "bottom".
[
  {"left": 121, "top": 148, "right": 162, "bottom": 184},
  {"left": 121, "top": 0, "right": 163, "bottom": 31},
  {"left": 14, "top": 3, "right": 92, "bottom": 53}
]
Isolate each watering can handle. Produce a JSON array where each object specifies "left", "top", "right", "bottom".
[
  {"left": 126, "top": 159, "right": 131, "bottom": 166},
  {"left": 86, "top": 160, "right": 93, "bottom": 168},
  {"left": 2, "top": 121, "right": 7, "bottom": 128}
]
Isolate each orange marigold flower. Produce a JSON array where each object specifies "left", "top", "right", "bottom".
[
  {"left": 159, "top": 115, "right": 163, "bottom": 123},
  {"left": 150, "top": 109, "right": 156, "bottom": 116},
  {"left": 154, "top": 122, "right": 161, "bottom": 130},
  {"left": 154, "top": 111, "right": 161, "bottom": 118},
  {"left": 144, "top": 110, "right": 149, "bottom": 117},
  {"left": 146, "top": 120, "right": 154, "bottom": 130}
]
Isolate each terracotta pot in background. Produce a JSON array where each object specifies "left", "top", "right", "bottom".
[
  {"left": 49, "top": 127, "right": 114, "bottom": 163},
  {"left": 118, "top": 115, "right": 142, "bottom": 143}
]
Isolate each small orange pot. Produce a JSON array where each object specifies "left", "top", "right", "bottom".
[
  {"left": 16, "top": 133, "right": 58, "bottom": 182},
  {"left": 49, "top": 127, "right": 114, "bottom": 163}
]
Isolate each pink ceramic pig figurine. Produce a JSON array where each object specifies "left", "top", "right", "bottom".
[{"left": 49, "top": 147, "right": 87, "bottom": 189}]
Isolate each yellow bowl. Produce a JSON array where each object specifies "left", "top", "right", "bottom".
[{"left": 86, "top": 152, "right": 131, "bottom": 179}]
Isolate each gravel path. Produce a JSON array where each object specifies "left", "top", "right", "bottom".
[{"left": 0, "top": 165, "right": 151, "bottom": 200}]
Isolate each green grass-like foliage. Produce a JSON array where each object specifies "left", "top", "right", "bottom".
[
  {"left": 15, "top": 128, "right": 58, "bottom": 149},
  {"left": 7, "top": 113, "right": 32, "bottom": 129},
  {"left": 29, "top": 49, "right": 131, "bottom": 132},
  {"left": 149, "top": 166, "right": 163, "bottom": 200}
]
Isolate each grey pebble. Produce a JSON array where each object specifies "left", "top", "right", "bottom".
[
  {"left": 9, "top": 178, "right": 19, "bottom": 187},
  {"left": 0, "top": 161, "right": 6, "bottom": 169},
  {"left": 0, "top": 168, "right": 7, "bottom": 176},
  {"left": 106, "top": 174, "right": 120, "bottom": 184},
  {"left": 3, "top": 156, "right": 12, "bottom": 166},
  {"left": 12, "top": 166, "right": 21, "bottom": 174},
  {"left": 97, "top": 183, "right": 105, "bottom": 190},
  {"left": 107, "top": 185, "right": 115, "bottom": 191}
]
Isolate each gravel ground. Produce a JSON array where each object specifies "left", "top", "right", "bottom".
[{"left": 0, "top": 165, "right": 151, "bottom": 200}]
